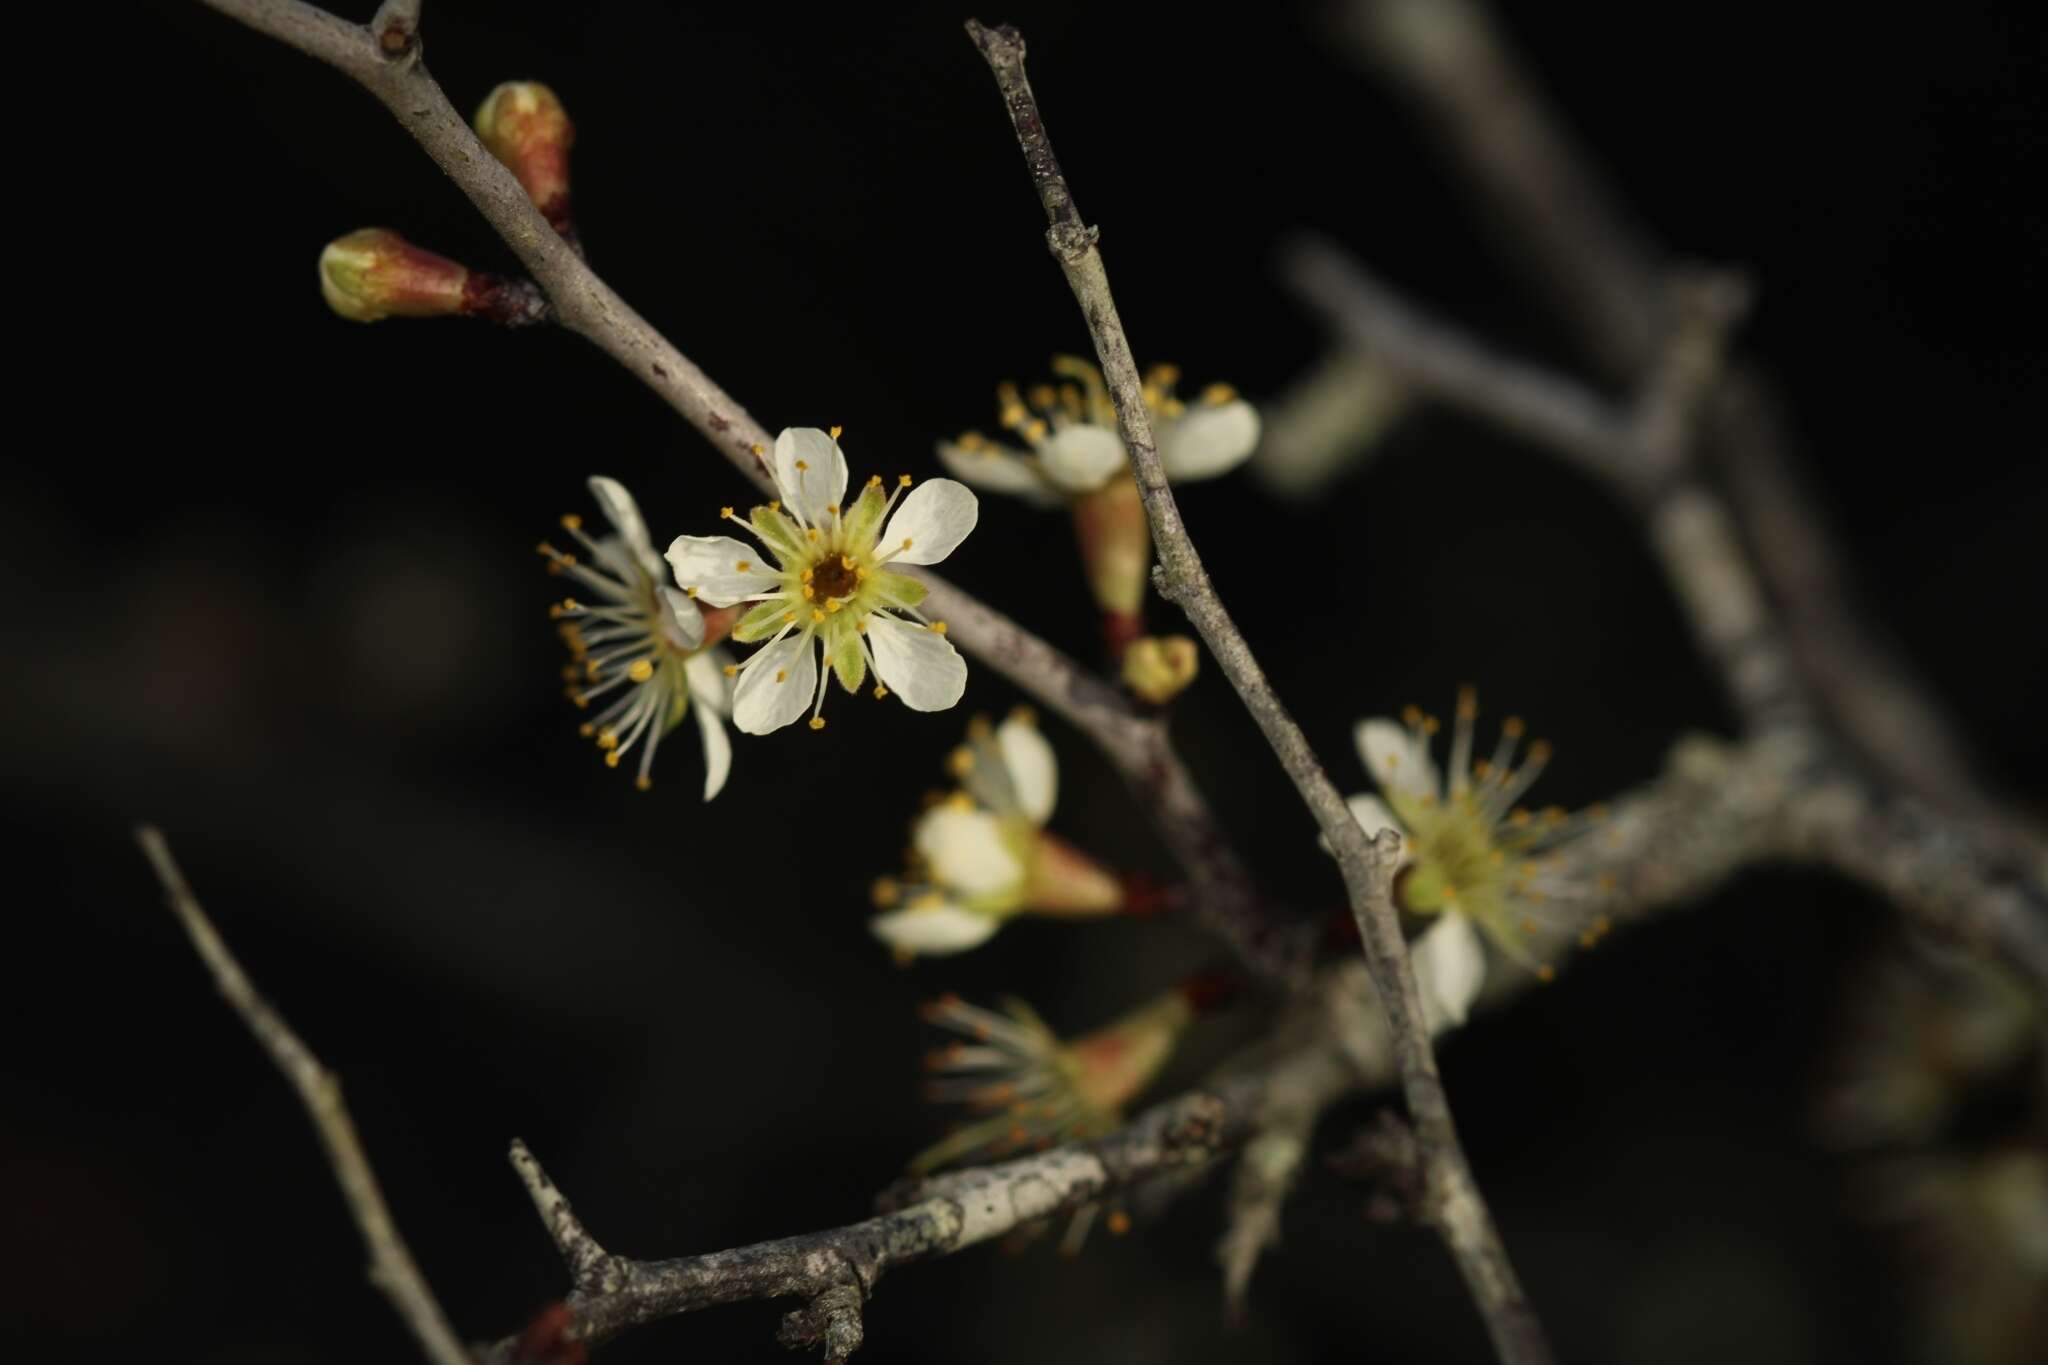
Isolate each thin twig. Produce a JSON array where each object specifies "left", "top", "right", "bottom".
[
  {"left": 480, "top": 1076, "right": 1269, "bottom": 1359},
  {"left": 192, "top": 0, "right": 1294, "bottom": 986},
  {"left": 963, "top": 20, "right": 1552, "bottom": 1364},
  {"left": 134, "top": 826, "right": 473, "bottom": 1365}
]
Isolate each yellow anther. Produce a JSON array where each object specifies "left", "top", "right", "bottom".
[
  {"left": 871, "top": 877, "right": 901, "bottom": 908},
  {"left": 806, "top": 527, "right": 819, "bottom": 541},
  {"left": 947, "top": 747, "right": 974, "bottom": 777},
  {"left": 1022, "top": 418, "right": 1049, "bottom": 442},
  {"left": 1401, "top": 704, "right": 1422, "bottom": 727},
  {"left": 1009, "top": 705, "right": 1037, "bottom": 726},
  {"left": 826, "top": 504, "right": 840, "bottom": 518},
  {"left": 826, "top": 600, "right": 843, "bottom": 613},
  {"left": 808, "top": 716, "right": 826, "bottom": 730},
  {"left": 841, "top": 554, "right": 855, "bottom": 570},
  {"left": 578, "top": 723, "right": 595, "bottom": 738},
  {"left": 720, "top": 505, "right": 735, "bottom": 518},
  {"left": 1472, "top": 759, "right": 1491, "bottom": 779},
  {"left": 1200, "top": 382, "right": 1238, "bottom": 405},
  {"left": 769, "top": 499, "right": 781, "bottom": 511},
  {"left": 795, "top": 459, "right": 810, "bottom": 471},
  {"left": 966, "top": 715, "right": 992, "bottom": 740},
  {"left": 1536, "top": 965, "right": 1556, "bottom": 983},
  {"left": 812, "top": 609, "right": 826, "bottom": 623},
  {"left": 1422, "top": 713, "right": 1441, "bottom": 735},
  {"left": 855, "top": 619, "right": 868, "bottom": 633},
  {"left": 604, "top": 751, "right": 621, "bottom": 768},
  {"left": 1510, "top": 807, "right": 1531, "bottom": 826},
  {"left": 685, "top": 586, "right": 699, "bottom": 598},
  {"left": 1141, "top": 384, "right": 1164, "bottom": 409},
  {"left": 560, "top": 513, "right": 583, "bottom": 531},
  {"left": 957, "top": 432, "right": 985, "bottom": 451},
  {"left": 1147, "top": 362, "right": 1181, "bottom": 387},
  {"left": 872, "top": 684, "right": 889, "bottom": 698},
  {"left": 775, "top": 669, "right": 788, "bottom": 683},
  {"left": 898, "top": 474, "right": 913, "bottom": 487},
  {"left": 901, "top": 537, "right": 914, "bottom": 551},
  {"left": 999, "top": 403, "right": 1028, "bottom": 427},
  {"left": 750, "top": 442, "right": 765, "bottom": 456},
  {"left": 1457, "top": 685, "right": 1478, "bottom": 718},
  {"left": 735, "top": 560, "right": 751, "bottom": 573},
  {"left": 1106, "top": 1210, "right": 1132, "bottom": 1236},
  {"left": 627, "top": 659, "right": 654, "bottom": 682},
  {"left": 856, "top": 567, "right": 870, "bottom": 580},
  {"left": 597, "top": 728, "right": 619, "bottom": 750},
  {"left": 930, "top": 621, "right": 948, "bottom": 635},
  {"left": 802, "top": 567, "right": 815, "bottom": 581},
  {"left": 829, "top": 424, "right": 844, "bottom": 439},
  {"left": 634, "top": 775, "right": 651, "bottom": 791},
  {"left": 1502, "top": 716, "right": 1526, "bottom": 739},
  {"left": 867, "top": 473, "right": 883, "bottom": 487},
  {"left": 723, "top": 664, "right": 738, "bottom": 677}
]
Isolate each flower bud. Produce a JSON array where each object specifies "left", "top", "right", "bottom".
[
  {"left": 1121, "top": 634, "right": 1199, "bottom": 704},
  {"left": 319, "top": 228, "right": 471, "bottom": 323},
  {"left": 474, "top": 82, "right": 575, "bottom": 233},
  {"left": 1069, "top": 473, "right": 1151, "bottom": 654}
]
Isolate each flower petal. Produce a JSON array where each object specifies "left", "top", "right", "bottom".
[
  {"left": 867, "top": 615, "right": 967, "bottom": 712},
  {"left": 997, "top": 715, "right": 1057, "bottom": 825},
  {"left": 915, "top": 806, "right": 1024, "bottom": 898},
  {"left": 1355, "top": 718, "right": 1441, "bottom": 801},
  {"left": 869, "top": 903, "right": 1002, "bottom": 956},
  {"left": 694, "top": 696, "right": 732, "bottom": 799},
  {"left": 732, "top": 634, "right": 816, "bottom": 734},
  {"left": 656, "top": 586, "right": 706, "bottom": 651},
  {"left": 1037, "top": 424, "right": 1127, "bottom": 492},
  {"left": 773, "top": 427, "right": 849, "bottom": 527},
  {"left": 881, "top": 479, "right": 979, "bottom": 566},
  {"left": 1345, "top": 794, "right": 1402, "bottom": 838},
  {"left": 1158, "top": 400, "right": 1260, "bottom": 482},
  {"left": 1412, "top": 912, "right": 1487, "bottom": 1033},
  {"left": 664, "top": 535, "right": 783, "bottom": 607},
  {"left": 684, "top": 649, "right": 732, "bottom": 716},
  {"left": 936, "top": 439, "right": 1063, "bottom": 506},
  {"left": 587, "top": 475, "right": 661, "bottom": 574}
]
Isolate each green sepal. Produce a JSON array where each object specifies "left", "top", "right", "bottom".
[
  {"left": 733, "top": 598, "right": 796, "bottom": 643},
  {"left": 870, "top": 571, "right": 927, "bottom": 610},
  {"left": 841, "top": 481, "right": 890, "bottom": 550},
  {"left": 749, "top": 505, "right": 807, "bottom": 563},
  {"left": 830, "top": 629, "right": 868, "bottom": 693}
]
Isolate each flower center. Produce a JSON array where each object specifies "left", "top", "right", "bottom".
[{"left": 810, "top": 552, "right": 861, "bottom": 603}]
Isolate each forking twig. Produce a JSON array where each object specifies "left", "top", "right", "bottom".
[{"left": 963, "top": 19, "right": 1552, "bottom": 1364}]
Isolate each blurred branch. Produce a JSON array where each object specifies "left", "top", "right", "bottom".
[
  {"left": 1283, "top": 240, "right": 1805, "bottom": 734},
  {"left": 192, "top": 0, "right": 1295, "bottom": 987},
  {"left": 1280, "top": 243, "right": 2048, "bottom": 991},
  {"left": 1340, "top": 0, "right": 2044, "bottom": 864},
  {"left": 134, "top": 827, "right": 473, "bottom": 1365},
  {"left": 963, "top": 20, "right": 1551, "bottom": 1365}
]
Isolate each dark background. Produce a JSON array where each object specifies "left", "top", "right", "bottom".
[{"left": 13, "top": 1, "right": 2044, "bottom": 1361}]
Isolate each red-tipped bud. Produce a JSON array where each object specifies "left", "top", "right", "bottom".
[
  {"left": 1121, "top": 634, "right": 1199, "bottom": 704},
  {"left": 475, "top": 82, "right": 575, "bottom": 234},
  {"left": 318, "top": 229, "right": 548, "bottom": 327},
  {"left": 319, "top": 228, "right": 470, "bottom": 322}
]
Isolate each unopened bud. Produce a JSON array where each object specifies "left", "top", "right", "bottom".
[
  {"left": 318, "top": 228, "right": 548, "bottom": 327},
  {"left": 1023, "top": 831, "right": 1125, "bottom": 916},
  {"left": 1069, "top": 474, "right": 1151, "bottom": 654},
  {"left": 474, "top": 82, "right": 575, "bottom": 234},
  {"left": 319, "top": 228, "right": 469, "bottom": 322},
  {"left": 1121, "top": 634, "right": 1199, "bottom": 704}
]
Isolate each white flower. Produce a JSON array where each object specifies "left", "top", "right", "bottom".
[
  {"left": 664, "top": 428, "right": 978, "bottom": 734},
  {"left": 936, "top": 357, "right": 1261, "bottom": 502},
  {"left": 912, "top": 987, "right": 1195, "bottom": 1173},
  {"left": 539, "top": 476, "right": 735, "bottom": 799},
  {"left": 870, "top": 711, "right": 1123, "bottom": 959},
  {"left": 1341, "top": 688, "right": 1611, "bottom": 1027}
]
